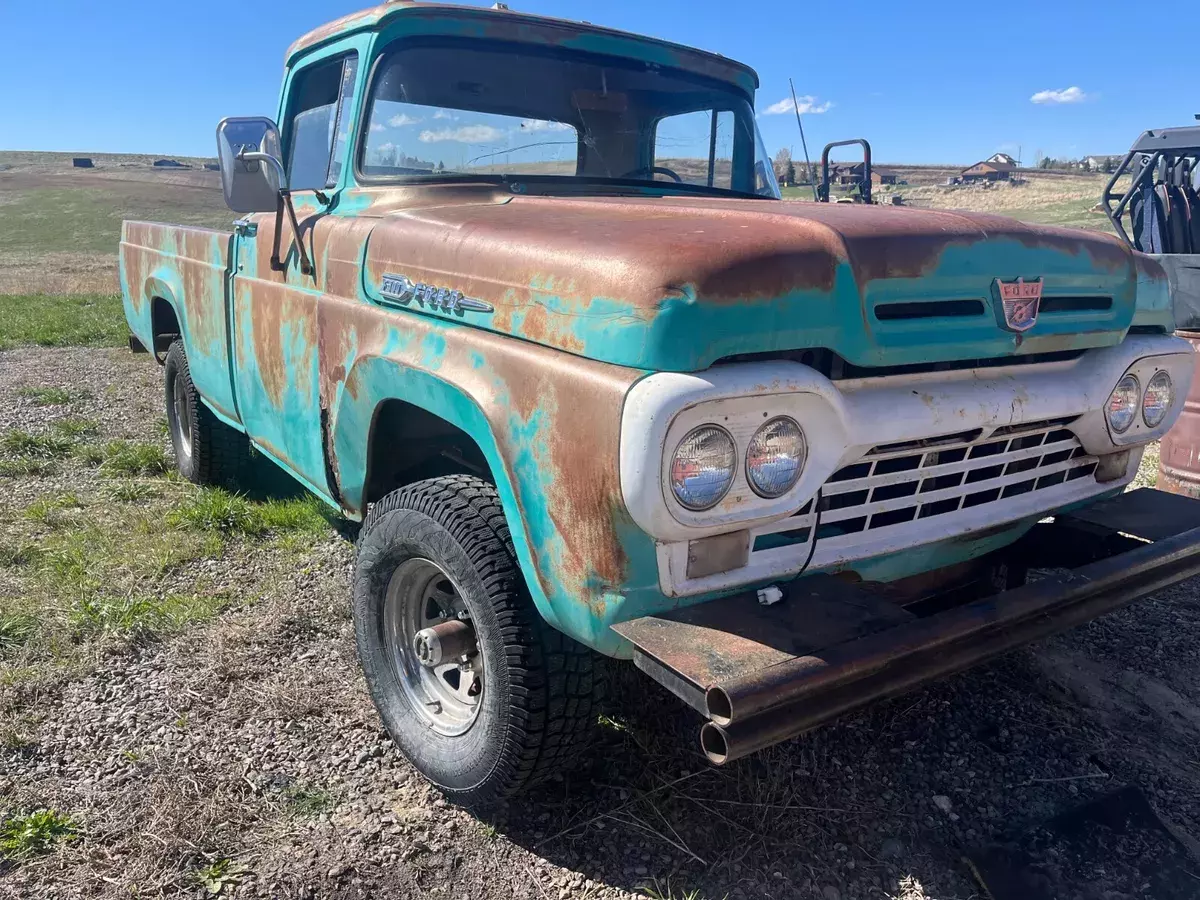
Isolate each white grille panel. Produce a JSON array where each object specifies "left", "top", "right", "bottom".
[{"left": 753, "top": 418, "right": 1098, "bottom": 550}]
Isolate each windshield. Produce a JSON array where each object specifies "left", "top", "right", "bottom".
[{"left": 359, "top": 40, "right": 780, "bottom": 199}]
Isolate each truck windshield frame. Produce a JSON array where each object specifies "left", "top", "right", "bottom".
[{"left": 354, "top": 37, "right": 780, "bottom": 200}]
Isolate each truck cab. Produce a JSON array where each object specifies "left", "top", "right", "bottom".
[{"left": 120, "top": 2, "right": 1200, "bottom": 805}]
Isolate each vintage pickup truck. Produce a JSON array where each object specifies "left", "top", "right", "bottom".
[{"left": 120, "top": 1, "right": 1200, "bottom": 805}]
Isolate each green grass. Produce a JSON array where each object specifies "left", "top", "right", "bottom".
[
  {"left": 52, "top": 418, "right": 100, "bottom": 439},
  {"left": 24, "top": 493, "right": 84, "bottom": 527},
  {"left": 0, "top": 293, "right": 126, "bottom": 350},
  {"left": 0, "top": 184, "right": 229, "bottom": 257},
  {"left": 0, "top": 809, "right": 79, "bottom": 860},
  {"left": 0, "top": 614, "right": 39, "bottom": 655},
  {"left": 16, "top": 386, "right": 74, "bottom": 406},
  {"left": 282, "top": 784, "right": 335, "bottom": 817},
  {"left": 0, "top": 429, "right": 76, "bottom": 459},
  {"left": 99, "top": 440, "right": 171, "bottom": 476},
  {"left": 167, "top": 488, "right": 332, "bottom": 537}
]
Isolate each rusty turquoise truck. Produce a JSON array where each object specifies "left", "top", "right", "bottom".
[{"left": 119, "top": 1, "right": 1200, "bottom": 805}]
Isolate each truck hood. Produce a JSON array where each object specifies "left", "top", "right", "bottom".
[{"left": 360, "top": 194, "right": 1145, "bottom": 372}]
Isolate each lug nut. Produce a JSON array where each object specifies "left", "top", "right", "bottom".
[{"left": 413, "top": 619, "right": 477, "bottom": 667}]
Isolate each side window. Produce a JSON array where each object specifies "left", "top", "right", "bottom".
[
  {"left": 286, "top": 54, "right": 358, "bottom": 191},
  {"left": 653, "top": 109, "right": 733, "bottom": 189}
]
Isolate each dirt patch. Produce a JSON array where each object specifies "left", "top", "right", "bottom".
[{"left": 2, "top": 347, "right": 1199, "bottom": 900}]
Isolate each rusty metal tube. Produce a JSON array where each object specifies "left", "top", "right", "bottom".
[{"left": 703, "top": 524, "right": 1200, "bottom": 746}]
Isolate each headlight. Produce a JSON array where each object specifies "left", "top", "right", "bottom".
[
  {"left": 746, "top": 417, "right": 806, "bottom": 498},
  {"left": 1106, "top": 374, "right": 1140, "bottom": 434},
  {"left": 1142, "top": 370, "right": 1173, "bottom": 428},
  {"left": 670, "top": 425, "right": 736, "bottom": 510}
]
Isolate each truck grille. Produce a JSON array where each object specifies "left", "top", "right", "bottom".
[{"left": 754, "top": 418, "right": 1098, "bottom": 550}]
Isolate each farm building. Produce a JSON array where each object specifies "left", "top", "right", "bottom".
[
  {"left": 153, "top": 159, "right": 189, "bottom": 168},
  {"left": 71, "top": 157, "right": 94, "bottom": 168},
  {"left": 829, "top": 163, "right": 899, "bottom": 186},
  {"left": 987, "top": 152, "right": 1018, "bottom": 166},
  {"left": 961, "top": 160, "right": 1015, "bottom": 183}
]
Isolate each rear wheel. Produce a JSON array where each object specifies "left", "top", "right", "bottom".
[
  {"left": 164, "top": 341, "right": 252, "bottom": 487},
  {"left": 353, "top": 475, "right": 603, "bottom": 805}
]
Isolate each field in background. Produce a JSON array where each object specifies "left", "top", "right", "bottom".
[
  {"left": 0, "top": 152, "right": 229, "bottom": 295},
  {"left": 0, "top": 152, "right": 1129, "bottom": 297},
  {"left": 783, "top": 167, "right": 1120, "bottom": 234}
]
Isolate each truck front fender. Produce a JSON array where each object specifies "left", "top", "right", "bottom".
[{"left": 321, "top": 315, "right": 659, "bottom": 656}]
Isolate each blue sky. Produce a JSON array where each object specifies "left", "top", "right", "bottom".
[{"left": 2, "top": 0, "right": 1195, "bottom": 164}]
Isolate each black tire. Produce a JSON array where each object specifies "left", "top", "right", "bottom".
[
  {"left": 164, "top": 340, "right": 252, "bottom": 487},
  {"left": 353, "top": 474, "right": 602, "bottom": 805}
]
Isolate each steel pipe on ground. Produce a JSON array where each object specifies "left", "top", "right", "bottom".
[{"left": 700, "top": 525, "right": 1200, "bottom": 764}]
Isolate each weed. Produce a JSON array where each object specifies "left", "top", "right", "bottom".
[
  {"left": 641, "top": 880, "right": 720, "bottom": 900},
  {"left": 0, "top": 809, "right": 79, "bottom": 859},
  {"left": 283, "top": 785, "right": 334, "bottom": 817},
  {"left": 0, "top": 613, "right": 38, "bottom": 654},
  {"left": 52, "top": 418, "right": 100, "bottom": 439},
  {"left": 70, "top": 592, "right": 227, "bottom": 640},
  {"left": 25, "top": 493, "right": 84, "bottom": 526},
  {"left": 0, "top": 429, "right": 75, "bottom": 459},
  {"left": 0, "top": 542, "right": 41, "bottom": 568},
  {"left": 103, "top": 480, "right": 157, "bottom": 503},
  {"left": 168, "top": 489, "right": 331, "bottom": 537},
  {"left": 16, "top": 386, "right": 72, "bottom": 406},
  {"left": 74, "top": 444, "right": 105, "bottom": 466},
  {"left": 120, "top": 749, "right": 141, "bottom": 763},
  {"left": 0, "top": 457, "right": 59, "bottom": 477},
  {"left": 481, "top": 822, "right": 499, "bottom": 840},
  {"left": 100, "top": 440, "right": 171, "bottom": 477},
  {"left": 194, "top": 857, "right": 248, "bottom": 896}
]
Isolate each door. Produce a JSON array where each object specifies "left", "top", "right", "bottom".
[{"left": 231, "top": 51, "right": 359, "bottom": 497}]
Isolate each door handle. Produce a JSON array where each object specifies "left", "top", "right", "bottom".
[{"left": 233, "top": 217, "right": 258, "bottom": 237}]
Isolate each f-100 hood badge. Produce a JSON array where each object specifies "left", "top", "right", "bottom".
[
  {"left": 380, "top": 274, "right": 494, "bottom": 315},
  {"left": 994, "top": 276, "right": 1043, "bottom": 333}
]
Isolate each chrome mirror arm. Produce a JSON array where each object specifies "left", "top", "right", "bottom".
[{"left": 236, "top": 148, "right": 289, "bottom": 191}]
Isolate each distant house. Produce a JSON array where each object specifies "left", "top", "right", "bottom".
[
  {"left": 829, "top": 163, "right": 898, "bottom": 186},
  {"left": 987, "top": 152, "right": 1018, "bottom": 167},
  {"left": 71, "top": 157, "right": 94, "bottom": 168},
  {"left": 203, "top": 163, "right": 220, "bottom": 171},
  {"left": 961, "top": 160, "right": 1015, "bottom": 183},
  {"left": 153, "top": 159, "right": 189, "bottom": 168}
]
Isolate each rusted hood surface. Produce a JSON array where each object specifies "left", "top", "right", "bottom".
[{"left": 361, "top": 193, "right": 1144, "bottom": 372}]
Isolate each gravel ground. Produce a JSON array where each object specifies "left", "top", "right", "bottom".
[{"left": 2, "top": 347, "right": 1199, "bottom": 900}]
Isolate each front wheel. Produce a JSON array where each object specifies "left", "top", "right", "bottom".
[{"left": 353, "top": 475, "right": 603, "bottom": 805}]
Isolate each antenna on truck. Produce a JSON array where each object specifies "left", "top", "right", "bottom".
[{"left": 789, "top": 78, "right": 818, "bottom": 201}]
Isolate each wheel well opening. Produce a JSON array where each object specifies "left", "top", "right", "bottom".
[
  {"left": 150, "top": 297, "right": 181, "bottom": 361},
  {"left": 363, "top": 399, "right": 494, "bottom": 508}
]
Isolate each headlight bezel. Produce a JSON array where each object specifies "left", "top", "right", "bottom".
[
  {"left": 745, "top": 416, "right": 807, "bottom": 499},
  {"left": 669, "top": 424, "right": 737, "bottom": 511},
  {"left": 1106, "top": 373, "right": 1140, "bottom": 435},
  {"left": 1142, "top": 370, "right": 1173, "bottom": 428}
]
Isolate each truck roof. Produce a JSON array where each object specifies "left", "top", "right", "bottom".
[{"left": 285, "top": 1, "right": 759, "bottom": 91}]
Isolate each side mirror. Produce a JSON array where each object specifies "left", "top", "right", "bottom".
[{"left": 216, "top": 117, "right": 285, "bottom": 213}]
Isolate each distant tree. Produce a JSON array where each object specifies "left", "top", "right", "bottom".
[
  {"left": 436, "top": 160, "right": 445, "bottom": 172},
  {"left": 1081, "top": 158, "right": 1092, "bottom": 173},
  {"left": 773, "top": 148, "right": 792, "bottom": 184},
  {"left": 1102, "top": 156, "right": 1116, "bottom": 173},
  {"left": 785, "top": 160, "right": 796, "bottom": 185},
  {"left": 1039, "top": 156, "right": 1053, "bottom": 169}
]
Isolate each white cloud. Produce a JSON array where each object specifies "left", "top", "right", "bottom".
[
  {"left": 1030, "top": 86, "right": 1088, "bottom": 104},
  {"left": 761, "top": 95, "right": 832, "bottom": 116},
  {"left": 433, "top": 110, "right": 456, "bottom": 120},
  {"left": 370, "top": 123, "right": 385, "bottom": 133},
  {"left": 419, "top": 125, "right": 505, "bottom": 144},
  {"left": 388, "top": 113, "right": 422, "bottom": 127},
  {"left": 518, "top": 119, "right": 573, "bottom": 132}
]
